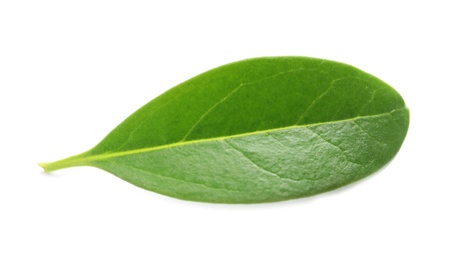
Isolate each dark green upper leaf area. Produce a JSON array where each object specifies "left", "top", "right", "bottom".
[{"left": 88, "top": 57, "right": 406, "bottom": 155}]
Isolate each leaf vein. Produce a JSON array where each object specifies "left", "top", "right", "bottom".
[
  {"left": 307, "top": 128, "right": 362, "bottom": 168},
  {"left": 352, "top": 120, "right": 387, "bottom": 147},
  {"left": 71, "top": 108, "right": 407, "bottom": 165},
  {"left": 295, "top": 76, "right": 350, "bottom": 124},
  {"left": 181, "top": 67, "right": 318, "bottom": 141},
  {"left": 223, "top": 140, "right": 302, "bottom": 182}
]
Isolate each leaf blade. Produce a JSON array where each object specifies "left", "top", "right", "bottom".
[{"left": 40, "top": 56, "right": 409, "bottom": 203}]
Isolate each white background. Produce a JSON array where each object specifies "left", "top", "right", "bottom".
[{"left": 1, "top": 1, "right": 458, "bottom": 259}]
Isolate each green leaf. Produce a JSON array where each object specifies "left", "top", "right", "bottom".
[{"left": 39, "top": 57, "right": 409, "bottom": 203}]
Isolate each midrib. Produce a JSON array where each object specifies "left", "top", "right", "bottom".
[
  {"left": 39, "top": 107, "right": 405, "bottom": 172},
  {"left": 79, "top": 108, "right": 405, "bottom": 163}
]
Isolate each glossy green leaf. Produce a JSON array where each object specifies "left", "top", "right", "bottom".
[{"left": 39, "top": 57, "right": 409, "bottom": 203}]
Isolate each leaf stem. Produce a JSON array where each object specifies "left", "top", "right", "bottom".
[{"left": 38, "top": 153, "right": 88, "bottom": 173}]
